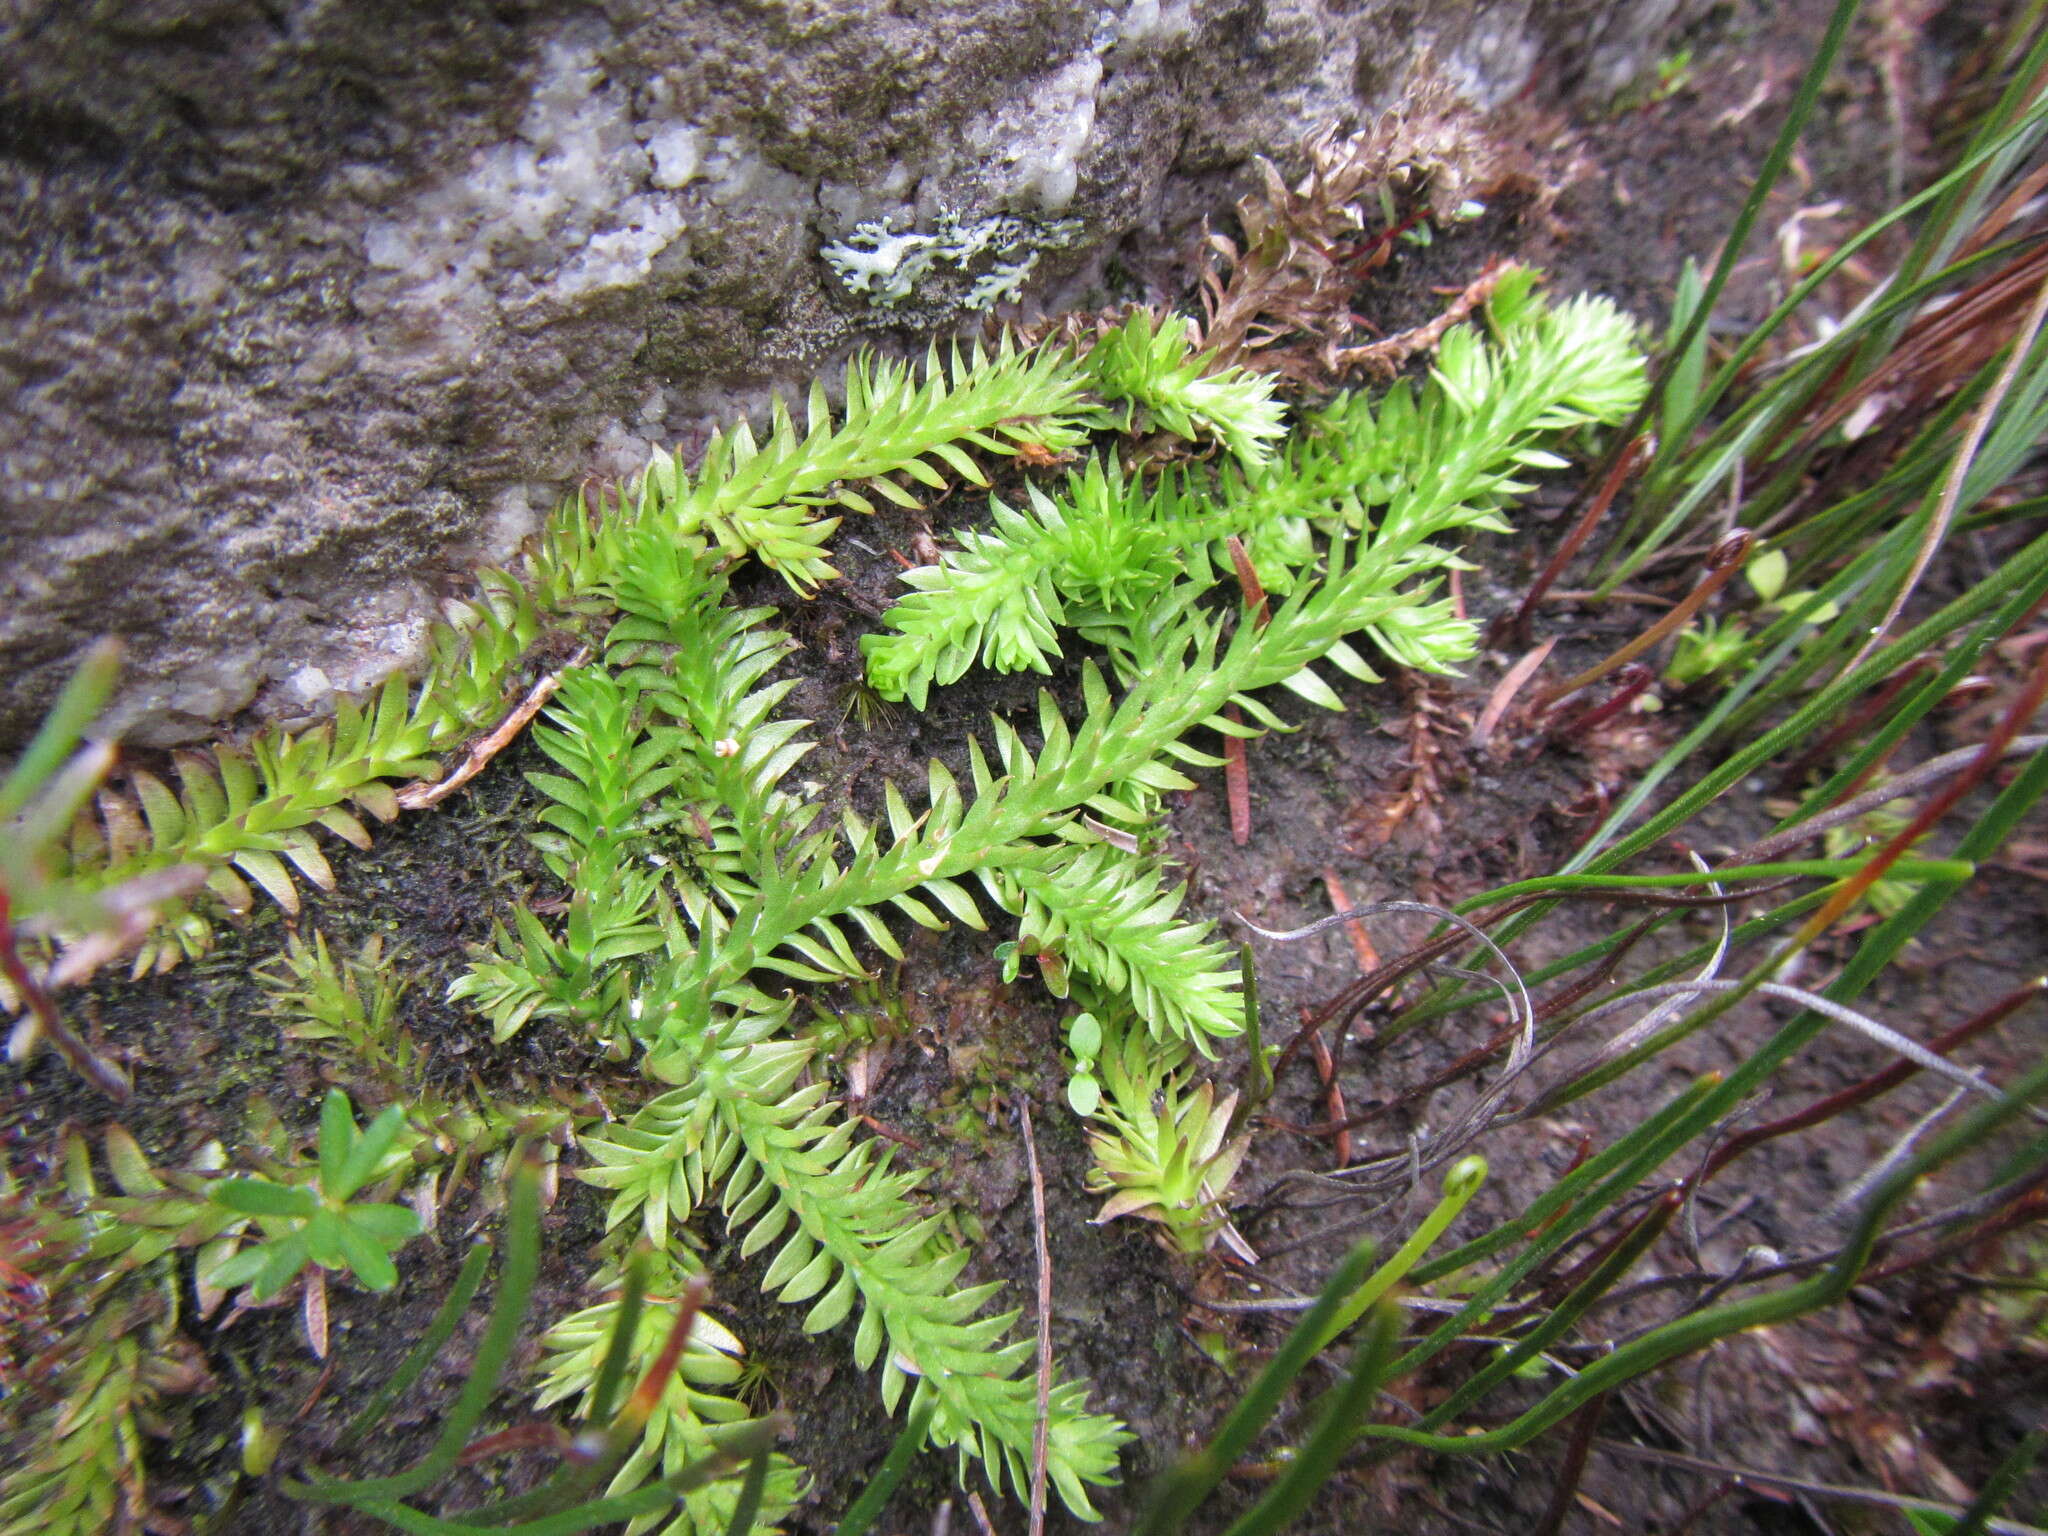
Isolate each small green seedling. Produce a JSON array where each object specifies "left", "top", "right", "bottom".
[
  {"left": 1666, "top": 549, "right": 1840, "bottom": 685},
  {"left": 1822, "top": 800, "right": 1927, "bottom": 917},
  {"left": 1065, "top": 1009, "right": 1105, "bottom": 1116},
  {"left": 208, "top": 1089, "right": 422, "bottom": 1300}
]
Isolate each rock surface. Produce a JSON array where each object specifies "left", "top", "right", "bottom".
[{"left": 0, "top": 0, "right": 1690, "bottom": 747}]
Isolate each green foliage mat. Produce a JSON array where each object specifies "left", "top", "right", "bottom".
[{"left": 2, "top": 275, "right": 1648, "bottom": 1532}]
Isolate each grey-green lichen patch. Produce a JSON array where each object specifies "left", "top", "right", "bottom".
[{"left": 822, "top": 210, "right": 1085, "bottom": 311}]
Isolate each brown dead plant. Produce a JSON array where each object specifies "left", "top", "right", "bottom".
[{"left": 1195, "top": 73, "right": 1515, "bottom": 383}]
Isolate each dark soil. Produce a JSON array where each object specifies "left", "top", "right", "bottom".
[{"left": 6, "top": 1, "right": 2047, "bottom": 1534}]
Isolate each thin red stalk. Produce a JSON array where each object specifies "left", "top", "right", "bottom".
[
  {"left": 397, "top": 648, "right": 590, "bottom": 810},
  {"left": 295, "top": 1353, "right": 340, "bottom": 1422},
  {"left": 1504, "top": 435, "right": 1652, "bottom": 644},
  {"left": 1223, "top": 709, "right": 1252, "bottom": 848},
  {"left": 1470, "top": 638, "right": 1558, "bottom": 750},
  {"left": 0, "top": 886, "right": 131, "bottom": 1101},
  {"left": 1794, "top": 242, "right": 2048, "bottom": 454},
  {"left": 1320, "top": 869, "right": 1382, "bottom": 978},
  {"left": 1283, "top": 919, "right": 1663, "bottom": 1141},
  {"left": 1521, "top": 1189, "right": 1681, "bottom": 1310},
  {"left": 858, "top": 1114, "right": 927, "bottom": 1153},
  {"left": 1226, "top": 535, "right": 1270, "bottom": 628},
  {"left": 1220, "top": 536, "right": 1266, "bottom": 850},
  {"left": 458, "top": 1422, "right": 572, "bottom": 1465},
  {"left": 1792, "top": 641, "right": 2048, "bottom": 944},
  {"left": 1274, "top": 1016, "right": 1522, "bottom": 1142},
  {"left": 1868, "top": 1183, "right": 2048, "bottom": 1284},
  {"left": 1307, "top": 1028, "right": 1352, "bottom": 1165},
  {"left": 1270, "top": 1009, "right": 1330, "bottom": 1083},
  {"left": 620, "top": 1277, "right": 707, "bottom": 1430},
  {"left": 1847, "top": 255, "right": 2048, "bottom": 675},
  {"left": 1531, "top": 1391, "right": 1613, "bottom": 1536},
  {"left": 1338, "top": 207, "right": 1430, "bottom": 278},
  {"left": 1700, "top": 978, "right": 2043, "bottom": 1185},
  {"left": 1667, "top": 1480, "right": 1739, "bottom": 1536},
  {"left": 1535, "top": 529, "right": 1754, "bottom": 711},
  {"left": 1315, "top": 932, "right": 1472, "bottom": 1048},
  {"left": 1550, "top": 664, "right": 1656, "bottom": 739}
]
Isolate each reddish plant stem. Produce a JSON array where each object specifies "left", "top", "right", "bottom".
[
  {"left": 1219, "top": 535, "right": 1267, "bottom": 850},
  {"left": 1470, "top": 638, "right": 1558, "bottom": 751},
  {"left": 1265, "top": 1014, "right": 1524, "bottom": 1145},
  {"left": 1531, "top": 1391, "right": 1614, "bottom": 1536},
  {"left": 1337, "top": 207, "right": 1430, "bottom": 280},
  {"left": 1226, "top": 535, "right": 1270, "bottom": 629},
  {"left": 1223, "top": 709, "right": 1252, "bottom": 848},
  {"left": 858, "top": 1114, "right": 927, "bottom": 1154},
  {"left": 1521, "top": 1188, "right": 1681, "bottom": 1313},
  {"left": 397, "top": 648, "right": 589, "bottom": 811},
  {"left": 1313, "top": 931, "right": 1474, "bottom": 1053},
  {"left": 1699, "top": 978, "right": 2043, "bottom": 1187},
  {"left": 295, "top": 1352, "right": 341, "bottom": 1423},
  {"left": 0, "top": 886, "right": 131, "bottom": 1101},
  {"left": 1789, "top": 242, "right": 2048, "bottom": 458},
  {"left": 1667, "top": 1480, "right": 1740, "bottom": 1536},
  {"left": 1869, "top": 1183, "right": 2048, "bottom": 1284},
  {"left": 1320, "top": 869, "right": 1383, "bottom": 979},
  {"left": 459, "top": 1421, "right": 572, "bottom": 1465},
  {"left": 1549, "top": 664, "right": 1657, "bottom": 739},
  {"left": 1792, "top": 642, "right": 2048, "bottom": 946},
  {"left": 620, "top": 1277, "right": 707, "bottom": 1431},
  {"left": 1276, "top": 919, "right": 1662, "bottom": 1140},
  {"left": 1306, "top": 1028, "right": 1352, "bottom": 1165},
  {"left": 1502, "top": 434, "right": 1652, "bottom": 645},
  {"left": 1535, "top": 529, "right": 1754, "bottom": 712}
]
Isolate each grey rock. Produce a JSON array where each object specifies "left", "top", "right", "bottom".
[{"left": 0, "top": 0, "right": 1690, "bottom": 747}]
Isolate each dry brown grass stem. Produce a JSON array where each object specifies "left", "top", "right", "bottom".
[
  {"left": 1015, "top": 1099, "right": 1052, "bottom": 1536},
  {"left": 1845, "top": 264, "right": 2048, "bottom": 675},
  {"left": 397, "top": 646, "right": 591, "bottom": 810}
]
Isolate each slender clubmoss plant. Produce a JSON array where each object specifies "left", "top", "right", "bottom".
[
  {"left": 38, "top": 167, "right": 2043, "bottom": 1532},
  {"left": 630, "top": 337, "right": 1093, "bottom": 594},
  {"left": 985, "top": 843, "right": 1247, "bottom": 1052},
  {"left": 7, "top": 340, "right": 1093, "bottom": 1003},
  {"left": 864, "top": 268, "right": 1647, "bottom": 713},
  {"left": 460, "top": 538, "right": 1135, "bottom": 1513},
  {"left": 424, "top": 278, "right": 1642, "bottom": 1519},
  {"left": 77, "top": 577, "right": 544, "bottom": 979}
]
